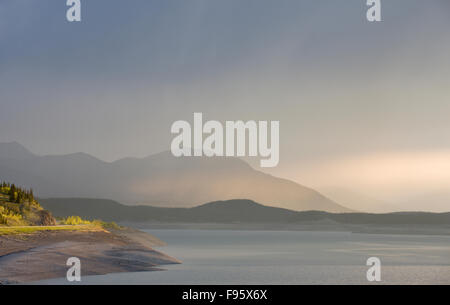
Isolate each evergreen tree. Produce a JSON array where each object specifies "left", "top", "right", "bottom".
[
  {"left": 9, "top": 184, "right": 16, "bottom": 202},
  {"left": 29, "top": 188, "right": 34, "bottom": 202}
]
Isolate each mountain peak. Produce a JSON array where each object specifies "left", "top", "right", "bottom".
[
  {"left": 0, "top": 143, "right": 351, "bottom": 212},
  {"left": 196, "top": 199, "right": 263, "bottom": 209},
  {"left": 55, "top": 152, "right": 104, "bottom": 162},
  {"left": 0, "top": 142, "right": 36, "bottom": 160}
]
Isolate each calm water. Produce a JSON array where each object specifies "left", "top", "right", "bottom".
[{"left": 36, "top": 229, "right": 450, "bottom": 284}]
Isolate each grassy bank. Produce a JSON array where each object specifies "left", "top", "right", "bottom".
[
  {"left": 0, "top": 224, "right": 102, "bottom": 235},
  {"left": 0, "top": 182, "right": 121, "bottom": 236}
]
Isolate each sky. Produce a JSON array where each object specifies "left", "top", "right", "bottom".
[{"left": 1, "top": 0, "right": 450, "bottom": 210}]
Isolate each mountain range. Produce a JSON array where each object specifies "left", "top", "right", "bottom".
[
  {"left": 40, "top": 198, "right": 450, "bottom": 225},
  {"left": 0, "top": 142, "right": 350, "bottom": 212}
]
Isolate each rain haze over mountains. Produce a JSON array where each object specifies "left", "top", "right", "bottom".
[{"left": 1, "top": 1, "right": 450, "bottom": 212}]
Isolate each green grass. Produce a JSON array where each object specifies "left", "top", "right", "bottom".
[
  {"left": 0, "top": 224, "right": 101, "bottom": 235},
  {"left": 0, "top": 183, "right": 122, "bottom": 235},
  {"left": 59, "top": 216, "right": 122, "bottom": 230}
]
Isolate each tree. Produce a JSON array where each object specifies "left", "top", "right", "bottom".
[{"left": 9, "top": 184, "right": 16, "bottom": 202}]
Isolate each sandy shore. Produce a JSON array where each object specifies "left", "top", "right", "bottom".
[{"left": 0, "top": 227, "right": 181, "bottom": 284}]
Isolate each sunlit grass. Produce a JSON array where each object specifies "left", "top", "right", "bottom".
[
  {"left": 0, "top": 224, "right": 100, "bottom": 235},
  {"left": 0, "top": 182, "right": 122, "bottom": 235}
]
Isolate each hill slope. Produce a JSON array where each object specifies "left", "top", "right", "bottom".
[
  {"left": 0, "top": 183, "right": 55, "bottom": 226},
  {"left": 0, "top": 142, "right": 350, "bottom": 212}
]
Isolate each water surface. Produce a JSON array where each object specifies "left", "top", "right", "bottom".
[{"left": 36, "top": 229, "right": 450, "bottom": 284}]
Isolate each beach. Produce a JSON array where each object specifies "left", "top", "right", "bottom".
[
  {"left": 0, "top": 227, "right": 180, "bottom": 284},
  {"left": 34, "top": 229, "right": 450, "bottom": 285}
]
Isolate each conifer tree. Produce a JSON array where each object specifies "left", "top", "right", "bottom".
[{"left": 9, "top": 184, "right": 16, "bottom": 202}]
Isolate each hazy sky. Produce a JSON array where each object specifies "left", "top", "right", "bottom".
[{"left": 1, "top": 0, "right": 449, "bottom": 209}]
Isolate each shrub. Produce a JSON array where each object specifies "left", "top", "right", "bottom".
[
  {"left": 61, "top": 216, "right": 91, "bottom": 225},
  {"left": 92, "top": 220, "right": 122, "bottom": 230}
]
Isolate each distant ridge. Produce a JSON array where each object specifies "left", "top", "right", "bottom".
[
  {"left": 0, "top": 142, "right": 350, "bottom": 212},
  {"left": 0, "top": 142, "right": 35, "bottom": 160},
  {"left": 40, "top": 198, "right": 450, "bottom": 225}
]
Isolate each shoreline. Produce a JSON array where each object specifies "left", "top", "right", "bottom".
[
  {"left": 126, "top": 222, "right": 450, "bottom": 236},
  {"left": 0, "top": 227, "right": 181, "bottom": 284}
]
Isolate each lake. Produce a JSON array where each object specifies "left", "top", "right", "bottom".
[{"left": 35, "top": 229, "right": 450, "bottom": 284}]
